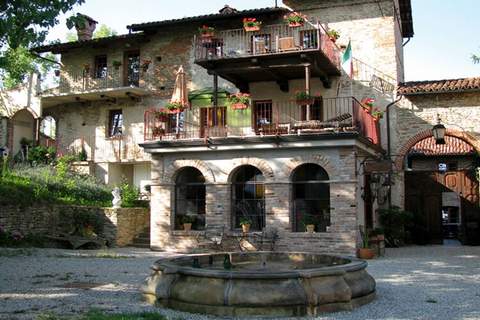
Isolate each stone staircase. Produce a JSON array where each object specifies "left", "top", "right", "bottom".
[{"left": 131, "top": 226, "right": 150, "bottom": 248}]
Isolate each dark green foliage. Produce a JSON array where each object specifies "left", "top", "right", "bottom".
[
  {"left": 378, "top": 206, "right": 413, "bottom": 247},
  {"left": 120, "top": 183, "right": 148, "bottom": 208},
  {"left": 300, "top": 214, "right": 318, "bottom": 226},
  {"left": 0, "top": 227, "right": 47, "bottom": 248},
  {"left": 0, "top": 161, "right": 112, "bottom": 207},
  {"left": 27, "top": 146, "right": 56, "bottom": 165}
]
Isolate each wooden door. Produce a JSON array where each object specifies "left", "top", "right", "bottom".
[{"left": 461, "top": 172, "right": 480, "bottom": 245}]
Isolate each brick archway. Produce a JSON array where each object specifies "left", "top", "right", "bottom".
[
  {"left": 395, "top": 129, "right": 480, "bottom": 170},
  {"left": 284, "top": 155, "right": 336, "bottom": 179},
  {"left": 164, "top": 159, "right": 215, "bottom": 184},
  {"left": 228, "top": 157, "right": 274, "bottom": 182}
]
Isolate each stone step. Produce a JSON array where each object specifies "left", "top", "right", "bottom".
[
  {"left": 134, "top": 237, "right": 150, "bottom": 243},
  {"left": 131, "top": 243, "right": 150, "bottom": 248}
]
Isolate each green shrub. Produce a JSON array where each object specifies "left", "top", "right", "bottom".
[
  {"left": 120, "top": 183, "right": 148, "bottom": 208},
  {"left": 28, "top": 146, "right": 56, "bottom": 165},
  {"left": 378, "top": 206, "right": 413, "bottom": 247}
]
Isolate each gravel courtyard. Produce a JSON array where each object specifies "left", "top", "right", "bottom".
[{"left": 0, "top": 246, "right": 479, "bottom": 320}]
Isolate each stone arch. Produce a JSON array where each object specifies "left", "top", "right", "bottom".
[
  {"left": 8, "top": 108, "right": 38, "bottom": 156},
  {"left": 395, "top": 129, "right": 480, "bottom": 170},
  {"left": 227, "top": 157, "right": 275, "bottom": 182},
  {"left": 164, "top": 159, "right": 215, "bottom": 184},
  {"left": 284, "top": 154, "right": 336, "bottom": 180}
]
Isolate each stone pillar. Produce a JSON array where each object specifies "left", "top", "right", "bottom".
[
  {"left": 150, "top": 184, "right": 172, "bottom": 250},
  {"left": 266, "top": 183, "right": 290, "bottom": 232},
  {"left": 205, "top": 183, "right": 229, "bottom": 231},
  {"left": 329, "top": 182, "right": 358, "bottom": 254}
]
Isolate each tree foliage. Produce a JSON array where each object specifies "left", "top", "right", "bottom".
[{"left": 472, "top": 54, "right": 480, "bottom": 64}]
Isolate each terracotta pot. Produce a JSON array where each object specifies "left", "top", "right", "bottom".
[
  {"left": 305, "top": 224, "right": 315, "bottom": 233},
  {"left": 168, "top": 108, "right": 184, "bottom": 114},
  {"left": 244, "top": 25, "right": 261, "bottom": 32},
  {"left": 288, "top": 22, "right": 304, "bottom": 28},
  {"left": 200, "top": 32, "right": 215, "bottom": 38},
  {"left": 231, "top": 103, "right": 248, "bottom": 110},
  {"left": 241, "top": 224, "right": 251, "bottom": 233},
  {"left": 358, "top": 248, "right": 375, "bottom": 259},
  {"left": 329, "top": 36, "right": 337, "bottom": 43},
  {"left": 183, "top": 223, "right": 192, "bottom": 231}
]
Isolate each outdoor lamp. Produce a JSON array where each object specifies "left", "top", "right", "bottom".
[{"left": 432, "top": 114, "right": 446, "bottom": 145}]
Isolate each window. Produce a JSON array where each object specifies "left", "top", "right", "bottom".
[
  {"left": 231, "top": 165, "right": 265, "bottom": 231},
  {"left": 94, "top": 55, "right": 107, "bottom": 79},
  {"left": 200, "top": 106, "right": 227, "bottom": 137},
  {"left": 40, "top": 116, "right": 56, "bottom": 139},
  {"left": 300, "top": 97, "right": 323, "bottom": 121},
  {"left": 175, "top": 167, "right": 206, "bottom": 230},
  {"left": 124, "top": 51, "right": 140, "bottom": 86},
  {"left": 108, "top": 110, "right": 123, "bottom": 137},
  {"left": 292, "top": 164, "right": 330, "bottom": 232},
  {"left": 254, "top": 100, "right": 273, "bottom": 134}
]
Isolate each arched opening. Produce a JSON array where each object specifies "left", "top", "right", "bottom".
[
  {"left": 11, "top": 109, "right": 36, "bottom": 159},
  {"left": 40, "top": 116, "right": 56, "bottom": 139},
  {"left": 291, "top": 163, "right": 330, "bottom": 232},
  {"left": 174, "top": 167, "right": 206, "bottom": 230},
  {"left": 231, "top": 165, "right": 265, "bottom": 231}
]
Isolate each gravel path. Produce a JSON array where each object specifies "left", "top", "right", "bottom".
[{"left": 0, "top": 246, "right": 479, "bottom": 320}]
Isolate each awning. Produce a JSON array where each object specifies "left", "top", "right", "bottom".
[{"left": 409, "top": 135, "right": 475, "bottom": 156}]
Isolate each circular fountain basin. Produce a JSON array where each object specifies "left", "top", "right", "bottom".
[{"left": 141, "top": 252, "right": 376, "bottom": 317}]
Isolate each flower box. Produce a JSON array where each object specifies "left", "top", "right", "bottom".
[
  {"left": 244, "top": 25, "right": 260, "bottom": 32},
  {"left": 296, "top": 99, "right": 315, "bottom": 106},
  {"left": 231, "top": 103, "right": 248, "bottom": 110},
  {"left": 243, "top": 18, "right": 262, "bottom": 32},
  {"left": 288, "top": 21, "right": 304, "bottom": 28},
  {"left": 284, "top": 12, "right": 307, "bottom": 28}
]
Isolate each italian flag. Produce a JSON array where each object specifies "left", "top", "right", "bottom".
[{"left": 341, "top": 41, "right": 353, "bottom": 76}]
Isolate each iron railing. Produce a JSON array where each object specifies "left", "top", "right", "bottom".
[
  {"left": 55, "top": 68, "right": 139, "bottom": 94},
  {"left": 144, "top": 97, "right": 380, "bottom": 145},
  {"left": 194, "top": 23, "right": 340, "bottom": 70}
]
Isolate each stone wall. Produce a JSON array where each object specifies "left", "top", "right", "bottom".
[
  {"left": 390, "top": 91, "right": 480, "bottom": 208},
  {"left": 0, "top": 205, "right": 149, "bottom": 247},
  {"left": 149, "top": 146, "right": 364, "bottom": 256}
]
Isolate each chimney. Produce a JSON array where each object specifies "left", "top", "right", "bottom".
[
  {"left": 75, "top": 14, "right": 98, "bottom": 41},
  {"left": 219, "top": 5, "right": 238, "bottom": 14}
]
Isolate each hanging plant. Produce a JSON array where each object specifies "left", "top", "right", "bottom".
[
  {"left": 165, "top": 102, "right": 185, "bottom": 114},
  {"left": 294, "top": 91, "right": 318, "bottom": 105},
  {"left": 198, "top": 25, "right": 215, "bottom": 38},
  {"left": 243, "top": 18, "right": 262, "bottom": 32},
  {"left": 228, "top": 93, "right": 251, "bottom": 110},
  {"left": 284, "top": 12, "right": 307, "bottom": 28},
  {"left": 141, "top": 59, "right": 151, "bottom": 72},
  {"left": 326, "top": 29, "right": 340, "bottom": 42}
]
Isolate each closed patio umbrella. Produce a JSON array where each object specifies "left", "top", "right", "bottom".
[{"left": 170, "top": 66, "right": 189, "bottom": 134}]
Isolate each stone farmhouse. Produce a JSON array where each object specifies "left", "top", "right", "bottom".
[{"left": 29, "top": 0, "right": 416, "bottom": 255}]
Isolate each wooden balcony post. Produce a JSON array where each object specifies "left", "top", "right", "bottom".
[{"left": 305, "top": 63, "right": 311, "bottom": 121}]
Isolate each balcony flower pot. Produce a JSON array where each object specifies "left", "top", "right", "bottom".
[
  {"left": 243, "top": 18, "right": 262, "bottom": 32},
  {"left": 165, "top": 102, "right": 185, "bottom": 114},
  {"left": 296, "top": 99, "right": 315, "bottom": 106},
  {"left": 183, "top": 223, "right": 192, "bottom": 231},
  {"left": 358, "top": 248, "right": 375, "bottom": 259},
  {"left": 305, "top": 224, "right": 315, "bottom": 233},
  {"left": 326, "top": 29, "right": 340, "bottom": 43},
  {"left": 284, "top": 12, "right": 306, "bottom": 28},
  {"left": 231, "top": 103, "right": 249, "bottom": 110}
]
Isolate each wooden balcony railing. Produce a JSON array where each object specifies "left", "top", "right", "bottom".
[
  {"left": 54, "top": 68, "right": 140, "bottom": 94},
  {"left": 144, "top": 97, "right": 380, "bottom": 146},
  {"left": 194, "top": 23, "right": 340, "bottom": 70}
]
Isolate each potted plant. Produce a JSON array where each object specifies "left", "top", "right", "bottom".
[
  {"left": 182, "top": 215, "right": 196, "bottom": 231},
  {"left": 284, "top": 12, "right": 307, "bottom": 28},
  {"left": 358, "top": 226, "right": 375, "bottom": 259},
  {"left": 361, "top": 97, "right": 375, "bottom": 112},
  {"left": 165, "top": 102, "right": 185, "bottom": 114},
  {"left": 198, "top": 25, "right": 215, "bottom": 40},
  {"left": 243, "top": 18, "right": 262, "bottom": 32},
  {"left": 112, "top": 60, "right": 122, "bottom": 70},
  {"left": 141, "top": 59, "right": 151, "bottom": 72},
  {"left": 66, "top": 14, "right": 97, "bottom": 41},
  {"left": 301, "top": 214, "right": 318, "bottom": 233},
  {"left": 294, "top": 91, "right": 316, "bottom": 105},
  {"left": 371, "top": 108, "right": 384, "bottom": 121},
  {"left": 326, "top": 29, "right": 340, "bottom": 42},
  {"left": 239, "top": 217, "right": 252, "bottom": 233},
  {"left": 154, "top": 109, "right": 169, "bottom": 122},
  {"left": 228, "top": 93, "right": 251, "bottom": 110}
]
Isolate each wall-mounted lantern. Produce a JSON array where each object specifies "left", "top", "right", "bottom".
[{"left": 432, "top": 114, "right": 446, "bottom": 145}]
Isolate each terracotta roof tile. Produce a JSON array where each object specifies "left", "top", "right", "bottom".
[
  {"left": 409, "top": 135, "right": 475, "bottom": 156},
  {"left": 398, "top": 77, "right": 480, "bottom": 95}
]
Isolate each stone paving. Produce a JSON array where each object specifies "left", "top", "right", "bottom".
[{"left": 0, "top": 245, "right": 479, "bottom": 319}]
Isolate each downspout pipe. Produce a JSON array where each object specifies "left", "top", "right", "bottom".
[{"left": 386, "top": 94, "right": 403, "bottom": 210}]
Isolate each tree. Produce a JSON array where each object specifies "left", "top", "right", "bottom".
[{"left": 0, "top": 0, "right": 84, "bottom": 88}]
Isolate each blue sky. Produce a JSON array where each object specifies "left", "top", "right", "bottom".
[{"left": 46, "top": 0, "right": 480, "bottom": 82}]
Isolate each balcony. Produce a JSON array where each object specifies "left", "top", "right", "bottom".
[
  {"left": 143, "top": 97, "right": 380, "bottom": 147},
  {"left": 193, "top": 24, "right": 341, "bottom": 90},
  {"left": 40, "top": 68, "right": 150, "bottom": 108}
]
